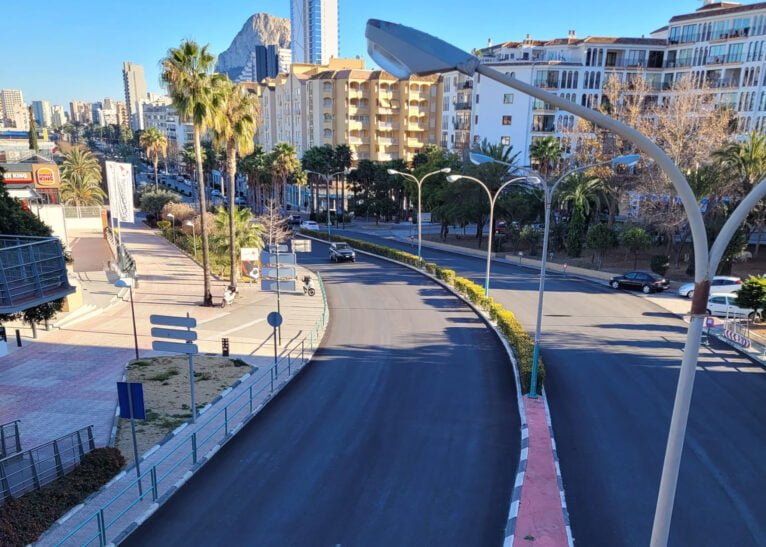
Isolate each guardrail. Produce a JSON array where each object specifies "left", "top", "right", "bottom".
[
  {"left": 0, "top": 426, "right": 95, "bottom": 504},
  {"left": 64, "top": 206, "right": 103, "bottom": 219},
  {"left": 53, "top": 273, "right": 329, "bottom": 546},
  {"left": 0, "top": 236, "right": 74, "bottom": 314},
  {"left": 0, "top": 420, "right": 21, "bottom": 459}
]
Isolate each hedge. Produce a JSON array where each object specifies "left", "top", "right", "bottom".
[
  {"left": 0, "top": 447, "right": 126, "bottom": 546},
  {"left": 301, "top": 229, "right": 544, "bottom": 393}
]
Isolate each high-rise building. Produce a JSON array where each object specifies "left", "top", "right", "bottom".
[
  {"left": 122, "top": 61, "right": 147, "bottom": 131},
  {"left": 114, "top": 101, "right": 129, "bottom": 127},
  {"left": 69, "top": 100, "right": 93, "bottom": 124},
  {"left": 31, "top": 100, "right": 52, "bottom": 128},
  {"left": 0, "top": 89, "right": 26, "bottom": 129},
  {"left": 51, "top": 105, "right": 67, "bottom": 128},
  {"left": 236, "top": 45, "right": 294, "bottom": 83},
  {"left": 290, "top": 0, "right": 339, "bottom": 65}
]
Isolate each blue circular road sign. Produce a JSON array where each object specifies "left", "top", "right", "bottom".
[{"left": 267, "top": 311, "right": 283, "bottom": 327}]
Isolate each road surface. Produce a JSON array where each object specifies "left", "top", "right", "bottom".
[{"left": 123, "top": 240, "right": 520, "bottom": 546}]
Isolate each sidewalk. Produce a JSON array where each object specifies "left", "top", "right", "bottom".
[{"left": 0, "top": 220, "right": 324, "bottom": 452}]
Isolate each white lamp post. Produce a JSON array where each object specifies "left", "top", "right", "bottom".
[
  {"left": 365, "top": 18, "right": 766, "bottom": 545},
  {"left": 166, "top": 213, "right": 176, "bottom": 243},
  {"left": 446, "top": 173, "right": 531, "bottom": 296},
  {"left": 184, "top": 220, "right": 197, "bottom": 260},
  {"left": 388, "top": 167, "right": 451, "bottom": 259}
]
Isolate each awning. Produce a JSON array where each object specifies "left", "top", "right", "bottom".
[{"left": 7, "top": 187, "right": 42, "bottom": 200}]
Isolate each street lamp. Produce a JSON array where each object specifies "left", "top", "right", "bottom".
[
  {"left": 115, "top": 277, "right": 139, "bottom": 361},
  {"left": 446, "top": 173, "right": 531, "bottom": 296},
  {"left": 304, "top": 168, "right": 353, "bottom": 239},
  {"left": 166, "top": 213, "right": 176, "bottom": 243},
  {"left": 184, "top": 220, "right": 197, "bottom": 260},
  {"left": 366, "top": 18, "right": 766, "bottom": 545},
  {"left": 388, "top": 167, "right": 451, "bottom": 259},
  {"left": 470, "top": 152, "right": 641, "bottom": 398}
]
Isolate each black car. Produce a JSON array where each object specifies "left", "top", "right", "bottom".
[
  {"left": 329, "top": 242, "right": 356, "bottom": 262},
  {"left": 610, "top": 271, "right": 669, "bottom": 294}
]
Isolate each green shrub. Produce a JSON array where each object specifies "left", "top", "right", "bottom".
[
  {"left": 650, "top": 254, "right": 670, "bottom": 276},
  {"left": 0, "top": 447, "right": 125, "bottom": 546}
]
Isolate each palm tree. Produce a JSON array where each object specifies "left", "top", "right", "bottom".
[
  {"left": 268, "top": 142, "right": 300, "bottom": 205},
  {"left": 558, "top": 173, "right": 605, "bottom": 257},
  {"left": 139, "top": 127, "right": 168, "bottom": 190},
  {"left": 60, "top": 148, "right": 106, "bottom": 206},
  {"left": 529, "top": 136, "right": 562, "bottom": 177},
  {"left": 334, "top": 144, "right": 353, "bottom": 221},
  {"left": 213, "top": 206, "right": 264, "bottom": 268},
  {"left": 473, "top": 137, "right": 521, "bottom": 165},
  {"left": 162, "top": 39, "right": 226, "bottom": 306},
  {"left": 212, "top": 79, "right": 259, "bottom": 289}
]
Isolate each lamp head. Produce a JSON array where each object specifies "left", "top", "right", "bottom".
[
  {"left": 166, "top": 213, "right": 174, "bottom": 219},
  {"left": 387, "top": 168, "right": 399, "bottom": 175},
  {"left": 440, "top": 167, "right": 452, "bottom": 174},
  {"left": 184, "top": 220, "right": 194, "bottom": 227},
  {"left": 366, "top": 19, "right": 480, "bottom": 78},
  {"left": 446, "top": 174, "right": 462, "bottom": 183},
  {"left": 612, "top": 154, "right": 641, "bottom": 167}
]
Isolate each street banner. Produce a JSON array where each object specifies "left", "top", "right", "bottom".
[
  {"left": 292, "top": 239, "right": 312, "bottom": 252},
  {"left": 241, "top": 248, "right": 261, "bottom": 280},
  {"left": 105, "top": 161, "right": 135, "bottom": 223}
]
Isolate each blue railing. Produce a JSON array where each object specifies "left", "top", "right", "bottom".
[
  {"left": 0, "top": 236, "right": 73, "bottom": 314},
  {"left": 52, "top": 274, "right": 329, "bottom": 546}
]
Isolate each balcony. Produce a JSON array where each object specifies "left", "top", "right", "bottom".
[
  {"left": 705, "top": 53, "right": 743, "bottom": 65},
  {"left": 664, "top": 59, "right": 693, "bottom": 68},
  {"left": 710, "top": 28, "right": 750, "bottom": 42},
  {"left": 376, "top": 137, "right": 398, "bottom": 145},
  {"left": 0, "top": 236, "right": 74, "bottom": 314},
  {"left": 707, "top": 78, "right": 739, "bottom": 89},
  {"left": 407, "top": 122, "right": 427, "bottom": 131},
  {"left": 454, "top": 101, "right": 472, "bottom": 110},
  {"left": 407, "top": 138, "right": 423, "bottom": 147},
  {"left": 460, "top": 81, "right": 473, "bottom": 90},
  {"left": 604, "top": 59, "right": 664, "bottom": 69},
  {"left": 452, "top": 120, "right": 470, "bottom": 130},
  {"left": 376, "top": 122, "right": 399, "bottom": 130},
  {"left": 533, "top": 80, "right": 559, "bottom": 90}
]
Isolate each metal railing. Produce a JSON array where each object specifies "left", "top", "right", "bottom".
[
  {"left": 0, "top": 421, "right": 21, "bottom": 459},
  {"left": 0, "top": 236, "right": 73, "bottom": 314},
  {"left": 0, "top": 426, "right": 95, "bottom": 504},
  {"left": 54, "top": 274, "right": 330, "bottom": 546},
  {"left": 64, "top": 206, "right": 103, "bottom": 219}
]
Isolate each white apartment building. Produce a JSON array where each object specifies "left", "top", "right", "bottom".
[
  {"left": 291, "top": 0, "right": 339, "bottom": 65},
  {"left": 123, "top": 61, "right": 147, "bottom": 131},
  {"left": 446, "top": 1, "right": 766, "bottom": 164},
  {"left": 0, "top": 89, "right": 28, "bottom": 130},
  {"left": 51, "top": 105, "right": 67, "bottom": 128}
]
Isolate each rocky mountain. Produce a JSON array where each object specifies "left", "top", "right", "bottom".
[{"left": 215, "top": 13, "right": 291, "bottom": 80}]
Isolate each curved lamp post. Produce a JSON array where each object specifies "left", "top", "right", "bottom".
[
  {"left": 388, "top": 167, "right": 451, "bottom": 258},
  {"left": 471, "top": 152, "right": 641, "bottom": 398},
  {"left": 305, "top": 168, "right": 354, "bottom": 239},
  {"left": 166, "top": 213, "right": 176, "bottom": 243},
  {"left": 446, "top": 173, "right": 531, "bottom": 296},
  {"left": 184, "top": 220, "right": 197, "bottom": 260},
  {"left": 366, "top": 18, "right": 766, "bottom": 545}
]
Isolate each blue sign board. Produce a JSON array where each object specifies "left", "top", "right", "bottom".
[
  {"left": 267, "top": 311, "right": 283, "bottom": 327},
  {"left": 117, "top": 382, "right": 146, "bottom": 420}
]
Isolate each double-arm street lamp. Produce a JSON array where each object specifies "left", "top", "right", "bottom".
[
  {"left": 387, "top": 167, "right": 451, "bottom": 258},
  {"left": 470, "top": 152, "right": 641, "bottom": 398},
  {"left": 365, "top": 18, "right": 766, "bottom": 545},
  {"left": 304, "top": 168, "right": 354, "bottom": 239},
  {"left": 445, "top": 173, "right": 531, "bottom": 296}
]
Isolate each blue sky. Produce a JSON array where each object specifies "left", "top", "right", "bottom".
[{"left": 1, "top": 0, "right": 703, "bottom": 107}]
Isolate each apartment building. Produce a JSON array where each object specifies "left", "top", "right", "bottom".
[
  {"left": 123, "top": 61, "right": 147, "bottom": 131},
  {"left": 291, "top": 0, "right": 339, "bottom": 65},
  {"left": 0, "top": 89, "right": 28, "bottom": 130},
  {"left": 441, "top": 71, "right": 474, "bottom": 155},
  {"left": 448, "top": 1, "right": 766, "bottom": 163},
  {"left": 31, "top": 100, "right": 52, "bottom": 128},
  {"left": 255, "top": 58, "right": 442, "bottom": 163}
]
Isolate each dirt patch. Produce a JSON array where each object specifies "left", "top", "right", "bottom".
[{"left": 115, "top": 356, "right": 254, "bottom": 464}]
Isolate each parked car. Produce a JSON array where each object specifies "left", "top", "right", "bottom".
[
  {"left": 329, "top": 242, "right": 356, "bottom": 262},
  {"left": 678, "top": 276, "right": 741, "bottom": 299},
  {"left": 287, "top": 215, "right": 302, "bottom": 226},
  {"left": 300, "top": 220, "right": 319, "bottom": 230},
  {"left": 706, "top": 292, "right": 760, "bottom": 321},
  {"left": 610, "top": 271, "right": 670, "bottom": 294}
]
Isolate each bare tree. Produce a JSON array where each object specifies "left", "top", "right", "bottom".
[{"left": 257, "top": 200, "right": 292, "bottom": 248}]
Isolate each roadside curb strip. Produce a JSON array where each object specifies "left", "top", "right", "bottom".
[
  {"left": 542, "top": 390, "right": 575, "bottom": 546},
  {"left": 302, "top": 233, "right": 538, "bottom": 544}
]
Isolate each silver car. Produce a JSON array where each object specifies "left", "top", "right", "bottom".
[{"left": 678, "top": 276, "right": 741, "bottom": 298}]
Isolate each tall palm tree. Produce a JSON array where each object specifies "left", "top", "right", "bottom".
[
  {"left": 557, "top": 173, "right": 605, "bottom": 221},
  {"left": 529, "top": 136, "right": 562, "bottom": 177},
  {"left": 473, "top": 137, "right": 521, "bottom": 165},
  {"left": 213, "top": 206, "right": 264, "bottom": 257},
  {"left": 60, "top": 148, "right": 106, "bottom": 206},
  {"left": 269, "top": 142, "right": 300, "bottom": 205},
  {"left": 212, "top": 79, "right": 259, "bottom": 289},
  {"left": 162, "top": 40, "right": 226, "bottom": 306},
  {"left": 139, "top": 127, "right": 168, "bottom": 190}
]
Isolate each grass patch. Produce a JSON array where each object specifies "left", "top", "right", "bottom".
[
  {"left": 231, "top": 358, "right": 249, "bottom": 367},
  {"left": 147, "top": 368, "right": 180, "bottom": 382}
]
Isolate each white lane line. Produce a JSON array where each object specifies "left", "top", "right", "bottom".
[
  {"left": 197, "top": 312, "right": 229, "bottom": 325},
  {"left": 216, "top": 317, "right": 266, "bottom": 337}
]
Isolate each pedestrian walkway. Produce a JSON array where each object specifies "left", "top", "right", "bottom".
[{"left": 0, "top": 219, "right": 324, "bottom": 453}]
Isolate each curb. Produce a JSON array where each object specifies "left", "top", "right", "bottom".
[
  {"left": 301, "top": 233, "right": 544, "bottom": 543},
  {"left": 541, "top": 392, "right": 575, "bottom": 546}
]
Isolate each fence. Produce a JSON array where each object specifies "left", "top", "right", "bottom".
[
  {"left": 0, "top": 426, "right": 95, "bottom": 504},
  {"left": 52, "top": 274, "right": 329, "bottom": 546},
  {"left": 0, "top": 420, "right": 21, "bottom": 459},
  {"left": 0, "top": 236, "right": 74, "bottom": 314},
  {"left": 63, "top": 207, "right": 103, "bottom": 219}
]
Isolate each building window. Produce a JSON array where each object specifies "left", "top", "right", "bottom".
[
  {"left": 503, "top": 93, "right": 514, "bottom": 104},
  {"left": 475, "top": 94, "right": 479, "bottom": 104},
  {"left": 500, "top": 136, "right": 511, "bottom": 146},
  {"left": 502, "top": 115, "right": 512, "bottom": 125},
  {"left": 475, "top": 115, "right": 479, "bottom": 125}
]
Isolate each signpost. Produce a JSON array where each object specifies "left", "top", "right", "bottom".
[
  {"left": 267, "top": 312, "right": 283, "bottom": 370},
  {"left": 117, "top": 381, "right": 145, "bottom": 494},
  {"left": 292, "top": 239, "right": 312, "bottom": 253},
  {"left": 150, "top": 314, "right": 199, "bottom": 422}
]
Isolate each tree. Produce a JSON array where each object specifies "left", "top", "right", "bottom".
[
  {"left": 257, "top": 200, "right": 292, "bottom": 247},
  {"left": 735, "top": 276, "right": 766, "bottom": 316},
  {"left": 268, "top": 143, "right": 300, "bottom": 205},
  {"left": 620, "top": 226, "right": 652, "bottom": 268},
  {"left": 586, "top": 223, "right": 618, "bottom": 270},
  {"left": 212, "top": 79, "right": 258, "bottom": 289},
  {"left": 28, "top": 107, "right": 38, "bottom": 152},
  {"left": 213, "top": 206, "right": 264, "bottom": 273},
  {"left": 302, "top": 145, "right": 335, "bottom": 215},
  {"left": 162, "top": 39, "right": 226, "bottom": 306},
  {"left": 333, "top": 144, "right": 353, "bottom": 221},
  {"left": 519, "top": 225, "right": 543, "bottom": 254},
  {"left": 529, "top": 136, "right": 561, "bottom": 177},
  {"left": 140, "top": 189, "right": 180, "bottom": 221},
  {"left": 139, "top": 127, "right": 168, "bottom": 190},
  {"left": 558, "top": 173, "right": 605, "bottom": 257},
  {"left": 60, "top": 148, "right": 106, "bottom": 206}
]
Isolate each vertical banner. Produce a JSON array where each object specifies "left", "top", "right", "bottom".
[
  {"left": 105, "top": 161, "right": 135, "bottom": 223},
  {"left": 241, "top": 248, "right": 261, "bottom": 281}
]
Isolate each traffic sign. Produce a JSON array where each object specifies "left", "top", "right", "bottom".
[
  {"left": 705, "top": 317, "right": 715, "bottom": 328},
  {"left": 152, "top": 340, "right": 199, "bottom": 355},
  {"left": 262, "top": 266, "right": 296, "bottom": 279},
  {"left": 117, "top": 382, "right": 145, "bottom": 420},
  {"left": 151, "top": 327, "right": 197, "bottom": 341},
  {"left": 261, "top": 251, "right": 297, "bottom": 265},
  {"left": 292, "top": 239, "right": 312, "bottom": 253},
  {"left": 267, "top": 311, "right": 283, "bottom": 327},
  {"left": 150, "top": 314, "right": 197, "bottom": 328}
]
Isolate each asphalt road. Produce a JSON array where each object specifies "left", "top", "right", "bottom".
[
  {"left": 337, "top": 229, "right": 766, "bottom": 547},
  {"left": 123, "top": 240, "right": 520, "bottom": 546}
]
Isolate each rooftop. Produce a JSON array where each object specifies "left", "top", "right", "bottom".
[{"left": 670, "top": 2, "right": 766, "bottom": 23}]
